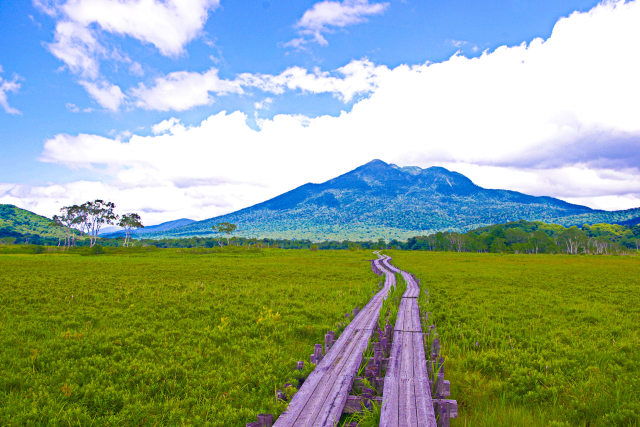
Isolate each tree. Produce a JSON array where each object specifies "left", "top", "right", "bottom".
[
  {"left": 52, "top": 204, "right": 83, "bottom": 248},
  {"left": 118, "top": 213, "right": 144, "bottom": 247},
  {"left": 213, "top": 222, "right": 237, "bottom": 245},
  {"left": 559, "top": 226, "right": 587, "bottom": 254},
  {"left": 79, "top": 200, "right": 118, "bottom": 247},
  {"left": 530, "top": 230, "right": 554, "bottom": 254}
]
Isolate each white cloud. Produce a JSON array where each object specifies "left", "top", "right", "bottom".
[
  {"left": 0, "top": 67, "right": 21, "bottom": 115},
  {"left": 48, "top": 20, "right": 103, "bottom": 79},
  {"left": 290, "top": 0, "right": 389, "bottom": 46},
  {"left": 449, "top": 39, "right": 479, "bottom": 52},
  {"left": 128, "top": 59, "right": 385, "bottom": 111},
  {"left": 38, "top": 0, "right": 219, "bottom": 108},
  {"left": 6, "top": 0, "right": 640, "bottom": 223},
  {"left": 130, "top": 68, "right": 243, "bottom": 111},
  {"left": 61, "top": 0, "right": 219, "bottom": 56},
  {"left": 79, "top": 80, "right": 125, "bottom": 111},
  {"left": 254, "top": 97, "right": 273, "bottom": 111},
  {"left": 240, "top": 58, "right": 388, "bottom": 102},
  {"left": 152, "top": 117, "right": 183, "bottom": 135}
]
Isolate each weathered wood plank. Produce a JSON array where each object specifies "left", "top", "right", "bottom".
[
  {"left": 274, "top": 254, "right": 395, "bottom": 427},
  {"left": 381, "top": 263, "right": 438, "bottom": 427}
]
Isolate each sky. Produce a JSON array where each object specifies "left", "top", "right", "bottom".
[{"left": 1, "top": 0, "right": 639, "bottom": 225}]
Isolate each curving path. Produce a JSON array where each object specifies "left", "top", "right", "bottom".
[
  {"left": 273, "top": 253, "right": 394, "bottom": 427},
  {"left": 267, "top": 253, "right": 450, "bottom": 427}
]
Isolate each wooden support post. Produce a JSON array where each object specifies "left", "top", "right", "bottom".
[
  {"left": 362, "top": 387, "right": 374, "bottom": 409},
  {"left": 433, "top": 400, "right": 458, "bottom": 426},
  {"left": 385, "top": 323, "right": 393, "bottom": 339},
  {"left": 257, "top": 413, "right": 273, "bottom": 427},
  {"left": 374, "top": 341, "right": 383, "bottom": 370},
  {"left": 436, "top": 401, "right": 450, "bottom": 427},
  {"left": 343, "top": 396, "right": 384, "bottom": 414},
  {"left": 314, "top": 343, "right": 323, "bottom": 363},
  {"left": 325, "top": 333, "right": 332, "bottom": 354},
  {"left": 431, "top": 337, "right": 440, "bottom": 361},
  {"left": 324, "top": 330, "right": 335, "bottom": 353},
  {"left": 435, "top": 372, "right": 449, "bottom": 398}
]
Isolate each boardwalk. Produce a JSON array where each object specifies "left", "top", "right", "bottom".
[
  {"left": 380, "top": 268, "right": 437, "bottom": 426},
  {"left": 260, "top": 254, "right": 455, "bottom": 427},
  {"left": 273, "top": 255, "right": 395, "bottom": 427}
]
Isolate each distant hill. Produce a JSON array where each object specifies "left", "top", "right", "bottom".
[
  {"left": 146, "top": 159, "right": 640, "bottom": 241},
  {"left": 101, "top": 218, "right": 195, "bottom": 238},
  {"left": 0, "top": 204, "right": 63, "bottom": 239}
]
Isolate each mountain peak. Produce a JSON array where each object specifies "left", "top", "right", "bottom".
[
  {"left": 142, "top": 159, "right": 640, "bottom": 241},
  {"left": 355, "top": 159, "right": 390, "bottom": 172}
]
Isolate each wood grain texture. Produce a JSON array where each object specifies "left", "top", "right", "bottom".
[
  {"left": 381, "top": 261, "right": 437, "bottom": 427},
  {"left": 274, "top": 255, "right": 396, "bottom": 427}
]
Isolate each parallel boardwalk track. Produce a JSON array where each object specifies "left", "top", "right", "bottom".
[
  {"left": 380, "top": 265, "right": 437, "bottom": 426},
  {"left": 273, "top": 254, "right": 394, "bottom": 427},
  {"left": 258, "top": 254, "right": 455, "bottom": 427}
]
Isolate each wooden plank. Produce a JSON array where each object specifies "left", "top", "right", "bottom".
[
  {"left": 381, "top": 263, "right": 438, "bottom": 427},
  {"left": 398, "top": 377, "right": 412, "bottom": 427},
  {"left": 415, "top": 378, "right": 437, "bottom": 427},
  {"left": 275, "top": 253, "right": 395, "bottom": 426},
  {"left": 380, "top": 375, "right": 398, "bottom": 427},
  {"left": 303, "top": 327, "right": 369, "bottom": 423}
]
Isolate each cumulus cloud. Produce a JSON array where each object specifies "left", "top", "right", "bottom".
[
  {"left": 61, "top": 0, "right": 219, "bottom": 56},
  {"left": 48, "top": 20, "right": 103, "bottom": 78},
  {"left": 130, "top": 68, "right": 243, "bottom": 111},
  {"left": 6, "top": 0, "right": 640, "bottom": 223},
  {"left": 240, "top": 58, "right": 388, "bottom": 102},
  {"left": 79, "top": 80, "right": 125, "bottom": 111},
  {"left": 0, "top": 67, "right": 22, "bottom": 114},
  {"left": 37, "top": 0, "right": 219, "bottom": 108},
  {"left": 127, "top": 59, "right": 385, "bottom": 111},
  {"left": 152, "top": 117, "right": 183, "bottom": 135},
  {"left": 288, "top": 0, "right": 389, "bottom": 47}
]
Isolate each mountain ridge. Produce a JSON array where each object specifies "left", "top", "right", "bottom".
[
  {"left": 147, "top": 159, "right": 639, "bottom": 241},
  {"left": 100, "top": 218, "right": 195, "bottom": 238}
]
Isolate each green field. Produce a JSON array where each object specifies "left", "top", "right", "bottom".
[
  {"left": 391, "top": 251, "right": 640, "bottom": 426},
  {"left": 0, "top": 248, "right": 378, "bottom": 425},
  {"left": 2, "top": 248, "right": 639, "bottom": 426}
]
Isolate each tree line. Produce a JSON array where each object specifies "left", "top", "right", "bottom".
[
  {"left": 402, "top": 220, "right": 640, "bottom": 254},
  {"left": 52, "top": 200, "right": 143, "bottom": 248}
]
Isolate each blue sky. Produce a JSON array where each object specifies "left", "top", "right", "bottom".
[{"left": 1, "top": 0, "right": 639, "bottom": 224}]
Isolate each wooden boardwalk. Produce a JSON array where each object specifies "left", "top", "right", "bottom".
[
  {"left": 380, "top": 267, "right": 437, "bottom": 426},
  {"left": 273, "top": 255, "right": 395, "bottom": 427}
]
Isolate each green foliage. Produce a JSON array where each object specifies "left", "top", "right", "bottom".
[
  {"left": 0, "top": 249, "right": 378, "bottom": 425},
  {"left": 391, "top": 250, "right": 640, "bottom": 426},
  {"left": 376, "top": 272, "right": 406, "bottom": 333},
  {"left": 0, "top": 204, "right": 66, "bottom": 240},
  {"left": 406, "top": 220, "right": 640, "bottom": 254}
]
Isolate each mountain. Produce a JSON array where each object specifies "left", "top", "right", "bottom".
[
  {"left": 100, "top": 218, "right": 196, "bottom": 238},
  {"left": 145, "top": 160, "right": 640, "bottom": 241},
  {"left": 0, "top": 204, "right": 63, "bottom": 239}
]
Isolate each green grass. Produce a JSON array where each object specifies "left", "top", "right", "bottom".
[
  {"left": 389, "top": 251, "right": 640, "bottom": 426},
  {"left": 0, "top": 248, "right": 379, "bottom": 426}
]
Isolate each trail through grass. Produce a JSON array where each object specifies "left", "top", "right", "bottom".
[{"left": 390, "top": 251, "right": 640, "bottom": 426}]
